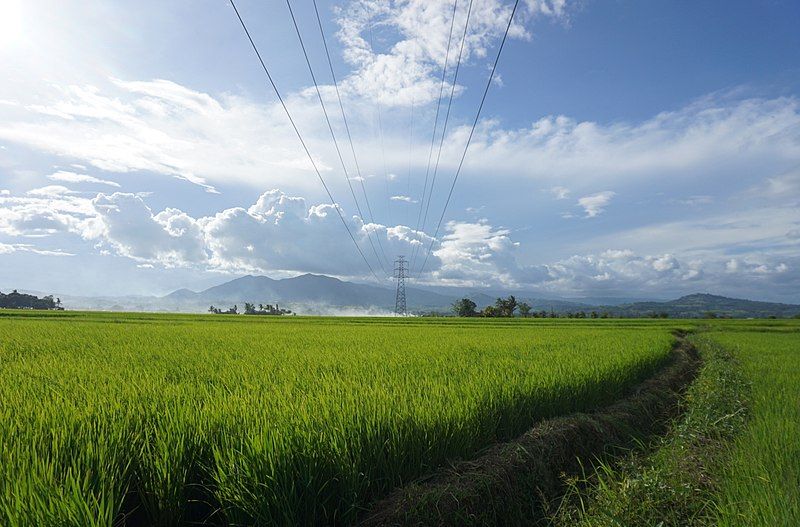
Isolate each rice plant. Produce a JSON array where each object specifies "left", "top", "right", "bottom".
[{"left": 0, "top": 312, "right": 674, "bottom": 525}]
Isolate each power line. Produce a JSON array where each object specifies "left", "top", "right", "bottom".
[
  {"left": 311, "top": 0, "right": 392, "bottom": 271},
  {"left": 409, "top": 0, "right": 459, "bottom": 272},
  {"left": 405, "top": 80, "right": 415, "bottom": 229},
  {"left": 229, "top": 0, "right": 382, "bottom": 284},
  {"left": 415, "top": 0, "right": 474, "bottom": 275},
  {"left": 417, "top": 0, "right": 521, "bottom": 279},
  {"left": 367, "top": 19, "right": 392, "bottom": 270},
  {"left": 286, "top": 0, "right": 388, "bottom": 277}
]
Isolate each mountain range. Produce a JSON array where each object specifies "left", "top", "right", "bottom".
[
  {"left": 17, "top": 273, "right": 799, "bottom": 318},
  {"left": 159, "top": 274, "right": 799, "bottom": 318}
]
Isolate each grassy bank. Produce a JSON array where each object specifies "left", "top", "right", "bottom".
[
  {"left": 710, "top": 326, "right": 800, "bottom": 526},
  {"left": 553, "top": 321, "right": 800, "bottom": 526}
]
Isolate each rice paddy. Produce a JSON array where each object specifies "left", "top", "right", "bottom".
[{"left": 0, "top": 311, "right": 675, "bottom": 526}]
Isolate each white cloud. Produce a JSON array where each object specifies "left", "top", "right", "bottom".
[
  {"left": 724, "top": 258, "right": 790, "bottom": 277},
  {"left": 430, "top": 220, "right": 521, "bottom": 286},
  {"left": 1, "top": 76, "right": 798, "bottom": 206},
  {"left": 577, "top": 190, "right": 615, "bottom": 218},
  {"left": 549, "top": 185, "right": 570, "bottom": 199},
  {"left": 82, "top": 190, "right": 436, "bottom": 280},
  {"left": 442, "top": 96, "right": 800, "bottom": 191},
  {"left": 1, "top": 186, "right": 798, "bottom": 297},
  {"left": 0, "top": 242, "right": 73, "bottom": 256},
  {"left": 0, "top": 80, "right": 335, "bottom": 193},
  {"left": 26, "top": 185, "right": 76, "bottom": 198},
  {"left": 390, "top": 195, "right": 417, "bottom": 203},
  {"left": 0, "top": 192, "right": 96, "bottom": 236},
  {"left": 47, "top": 170, "right": 120, "bottom": 188},
  {"left": 335, "top": 0, "right": 566, "bottom": 106}
]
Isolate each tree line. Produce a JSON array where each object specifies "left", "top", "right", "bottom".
[
  {"left": 0, "top": 290, "right": 63, "bottom": 310},
  {"left": 451, "top": 296, "right": 669, "bottom": 318},
  {"left": 209, "top": 303, "right": 292, "bottom": 316}
]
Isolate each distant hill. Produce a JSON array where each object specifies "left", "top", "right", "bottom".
[
  {"left": 602, "top": 293, "right": 800, "bottom": 319},
  {"left": 163, "top": 274, "right": 455, "bottom": 311},
  {"left": 162, "top": 277, "right": 800, "bottom": 318},
  {"left": 28, "top": 274, "right": 798, "bottom": 317}
]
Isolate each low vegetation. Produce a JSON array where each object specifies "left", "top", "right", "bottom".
[
  {"left": 710, "top": 326, "right": 800, "bottom": 526},
  {"left": 552, "top": 321, "right": 800, "bottom": 527}
]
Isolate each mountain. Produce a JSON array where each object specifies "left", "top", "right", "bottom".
[
  {"left": 164, "top": 278, "right": 800, "bottom": 317},
  {"left": 602, "top": 293, "right": 800, "bottom": 318},
  {"left": 26, "top": 275, "right": 798, "bottom": 317},
  {"left": 163, "top": 274, "right": 456, "bottom": 311}
]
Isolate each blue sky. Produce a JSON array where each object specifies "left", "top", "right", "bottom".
[{"left": 1, "top": 0, "right": 799, "bottom": 301}]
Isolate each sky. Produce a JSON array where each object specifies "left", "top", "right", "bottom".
[{"left": 1, "top": 0, "right": 799, "bottom": 302}]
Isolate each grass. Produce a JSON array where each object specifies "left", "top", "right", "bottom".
[
  {"left": 551, "top": 320, "right": 800, "bottom": 527},
  {"left": 0, "top": 311, "right": 675, "bottom": 526},
  {"left": 709, "top": 326, "right": 800, "bottom": 526}
]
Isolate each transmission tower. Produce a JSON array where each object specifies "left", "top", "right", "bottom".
[{"left": 394, "top": 256, "right": 408, "bottom": 316}]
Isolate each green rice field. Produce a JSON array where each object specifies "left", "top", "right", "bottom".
[
  {"left": 3, "top": 311, "right": 798, "bottom": 526},
  {"left": 0, "top": 311, "right": 676, "bottom": 526}
]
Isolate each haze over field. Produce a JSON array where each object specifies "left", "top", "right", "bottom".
[{"left": 1, "top": 0, "right": 799, "bottom": 304}]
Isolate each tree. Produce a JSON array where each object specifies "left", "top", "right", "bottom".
[
  {"left": 518, "top": 302, "right": 531, "bottom": 317},
  {"left": 494, "top": 295, "right": 518, "bottom": 317},
  {"left": 482, "top": 305, "right": 499, "bottom": 317},
  {"left": 452, "top": 298, "right": 478, "bottom": 317}
]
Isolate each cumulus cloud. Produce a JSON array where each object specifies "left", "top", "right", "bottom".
[
  {"left": 577, "top": 190, "right": 615, "bottom": 218},
  {"left": 431, "top": 220, "right": 521, "bottom": 286},
  {"left": 0, "top": 192, "right": 95, "bottom": 236},
  {"left": 390, "top": 195, "right": 417, "bottom": 203},
  {"left": 724, "top": 258, "right": 789, "bottom": 276},
  {"left": 0, "top": 188, "right": 435, "bottom": 280},
  {"left": 1, "top": 186, "right": 798, "bottom": 297},
  {"left": 47, "top": 170, "right": 120, "bottom": 188}
]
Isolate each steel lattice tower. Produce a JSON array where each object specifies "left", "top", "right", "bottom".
[{"left": 394, "top": 256, "right": 407, "bottom": 316}]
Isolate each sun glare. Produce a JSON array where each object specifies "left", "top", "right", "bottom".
[{"left": 0, "top": 0, "right": 23, "bottom": 49}]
